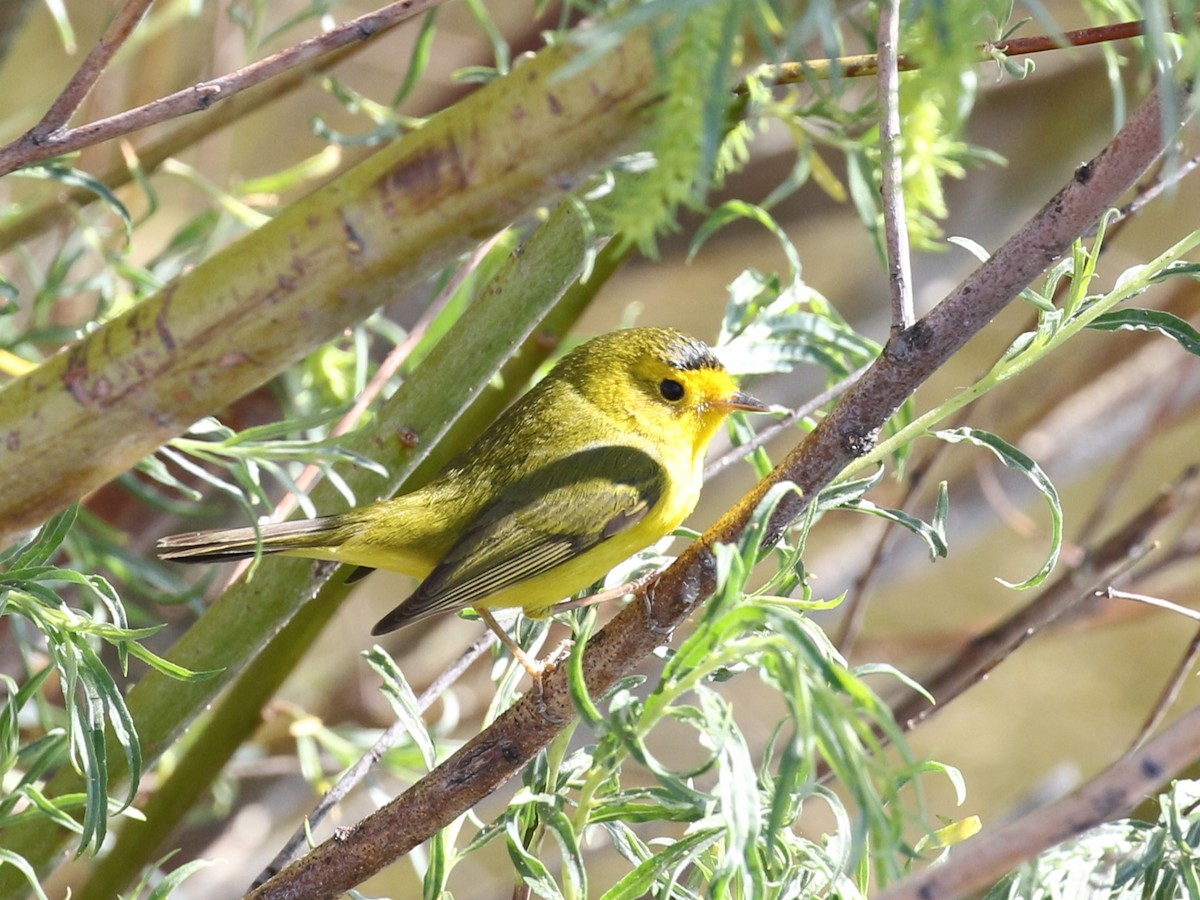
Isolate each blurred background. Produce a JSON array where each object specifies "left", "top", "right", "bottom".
[{"left": 2, "top": 1, "right": 1199, "bottom": 896}]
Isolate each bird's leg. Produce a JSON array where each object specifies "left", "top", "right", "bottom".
[
  {"left": 475, "top": 607, "right": 545, "bottom": 681},
  {"left": 547, "top": 570, "right": 661, "bottom": 614}
]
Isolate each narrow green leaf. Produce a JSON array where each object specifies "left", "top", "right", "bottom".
[
  {"left": 598, "top": 828, "right": 723, "bottom": 900},
  {"left": 15, "top": 165, "right": 130, "bottom": 241},
  {"left": 0, "top": 850, "right": 50, "bottom": 900},
  {"left": 839, "top": 497, "right": 948, "bottom": 560},
  {"left": 567, "top": 610, "right": 604, "bottom": 727},
  {"left": 144, "top": 856, "right": 218, "bottom": 899},
  {"left": 393, "top": 9, "right": 439, "bottom": 107},
  {"left": 690, "top": 200, "right": 802, "bottom": 277},
  {"left": 6, "top": 505, "right": 78, "bottom": 571},
  {"left": 121, "top": 642, "right": 223, "bottom": 683},
  {"left": 5, "top": 784, "right": 82, "bottom": 833},
  {"left": 538, "top": 801, "right": 587, "bottom": 900},
  {"left": 934, "top": 427, "right": 1062, "bottom": 589},
  {"left": 365, "top": 647, "right": 437, "bottom": 770},
  {"left": 1088, "top": 308, "right": 1200, "bottom": 357},
  {"left": 698, "top": 687, "right": 764, "bottom": 890},
  {"left": 505, "top": 813, "right": 565, "bottom": 899}
]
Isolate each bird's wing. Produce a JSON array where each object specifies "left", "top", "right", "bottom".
[{"left": 371, "top": 444, "right": 665, "bottom": 633}]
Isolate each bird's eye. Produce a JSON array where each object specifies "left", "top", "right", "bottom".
[{"left": 659, "top": 378, "right": 685, "bottom": 402}]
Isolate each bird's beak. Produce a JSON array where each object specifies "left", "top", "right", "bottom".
[{"left": 720, "top": 390, "right": 771, "bottom": 413}]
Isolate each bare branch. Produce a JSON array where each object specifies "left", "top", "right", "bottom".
[
  {"left": 1130, "top": 625, "right": 1200, "bottom": 751},
  {"left": 1106, "top": 586, "right": 1200, "bottom": 623},
  {"left": 0, "top": 0, "right": 445, "bottom": 177},
  {"left": 747, "top": 13, "right": 1200, "bottom": 86},
  {"left": 31, "top": 0, "right": 155, "bottom": 140},
  {"left": 877, "top": 0, "right": 914, "bottom": 335}
]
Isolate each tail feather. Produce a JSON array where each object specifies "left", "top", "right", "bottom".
[{"left": 156, "top": 515, "right": 350, "bottom": 564}]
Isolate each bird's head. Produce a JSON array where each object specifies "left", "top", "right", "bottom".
[{"left": 560, "top": 327, "right": 769, "bottom": 456}]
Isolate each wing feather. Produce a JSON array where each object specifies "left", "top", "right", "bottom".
[{"left": 371, "top": 444, "right": 663, "bottom": 633}]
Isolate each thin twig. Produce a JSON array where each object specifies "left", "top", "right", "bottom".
[
  {"left": 1104, "top": 586, "right": 1200, "bottom": 623},
  {"left": 256, "top": 630, "right": 497, "bottom": 885},
  {"left": 1129, "top": 625, "right": 1200, "bottom": 752},
  {"left": 879, "top": 703, "right": 1200, "bottom": 900},
  {"left": 0, "top": 0, "right": 445, "bottom": 177},
  {"left": 877, "top": 0, "right": 914, "bottom": 335},
  {"left": 32, "top": 0, "right": 156, "bottom": 139},
  {"left": 1109, "top": 150, "right": 1200, "bottom": 228},
  {"left": 745, "top": 13, "right": 1199, "bottom": 87},
  {"left": 1073, "top": 381, "right": 1183, "bottom": 546}
]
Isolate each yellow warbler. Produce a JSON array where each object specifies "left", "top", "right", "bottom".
[{"left": 158, "top": 327, "right": 767, "bottom": 673}]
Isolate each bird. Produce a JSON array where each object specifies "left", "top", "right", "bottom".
[{"left": 157, "top": 327, "right": 768, "bottom": 677}]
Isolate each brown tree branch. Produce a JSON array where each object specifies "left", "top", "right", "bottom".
[
  {"left": 748, "top": 13, "right": 1200, "bottom": 86},
  {"left": 0, "top": 26, "right": 371, "bottom": 251},
  {"left": 247, "top": 79, "right": 1193, "bottom": 900},
  {"left": 1131, "top": 624, "right": 1200, "bottom": 751},
  {"left": 31, "top": 0, "right": 155, "bottom": 140},
  {"left": 878, "top": 701, "right": 1200, "bottom": 900},
  {"left": 0, "top": 0, "right": 444, "bottom": 177}
]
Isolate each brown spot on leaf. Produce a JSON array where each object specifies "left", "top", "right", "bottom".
[
  {"left": 342, "top": 216, "right": 365, "bottom": 255},
  {"left": 63, "top": 347, "right": 90, "bottom": 405},
  {"left": 156, "top": 302, "right": 175, "bottom": 352},
  {"left": 377, "top": 142, "right": 468, "bottom": 215}
]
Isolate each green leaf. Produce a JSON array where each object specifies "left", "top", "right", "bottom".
[
  {"left": 538, "top": 800, "right": 587, "bottom": 899},
  {"left": 934, "top": 427, "right": 1062, "bottom": 589},
  {"left": 505, "top": 813, "right": 565, "bottom": 899},
  {"left": 365, "top": 647, "right": 437, "bottom": 771},
  {"left": 0, "top": 849, "right": 50, "bottom": 900},
  {"left": 1088, "top": 308, "right": 1200, "bottom": 357},
  {"left": 690, "top": 200, "right": 802, "bottom": 277},
  {"left": 839, "top": 497, "right": 949, "bottom": 561},
  {"left": 15, "top": 164, "right": 131, "bottom": 241},
  {"left": 137, "top": 850, "right": 217, "bottom": 900},
  {"left": 567, "top": 610, "right": 604, "bottom": 728},
  {"left": 598, "top": 827, "right": 724, "bottom": 900},
  {"left": 3, "top": 505, "right": 78, "bottom": 571},
  {"left": 393, "top": 10, "right": 439, "bottom": 107},
  {"left": 697, "top": 687, "right": 764, "bottom": 891}
]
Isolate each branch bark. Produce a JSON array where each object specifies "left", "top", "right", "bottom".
[
  {"left": 877, "top": 0, "right": 914, "bottom": 335},
  {"left": 30, "top": 0, "right": 155, "bottom": 140},
  {"left": 248, "top": 79, "right": 1195, "bottom": 900}
]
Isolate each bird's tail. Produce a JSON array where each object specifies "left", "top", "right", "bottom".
[{"left": 156, "top": 515, "right": 355, "bottom": 564}]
